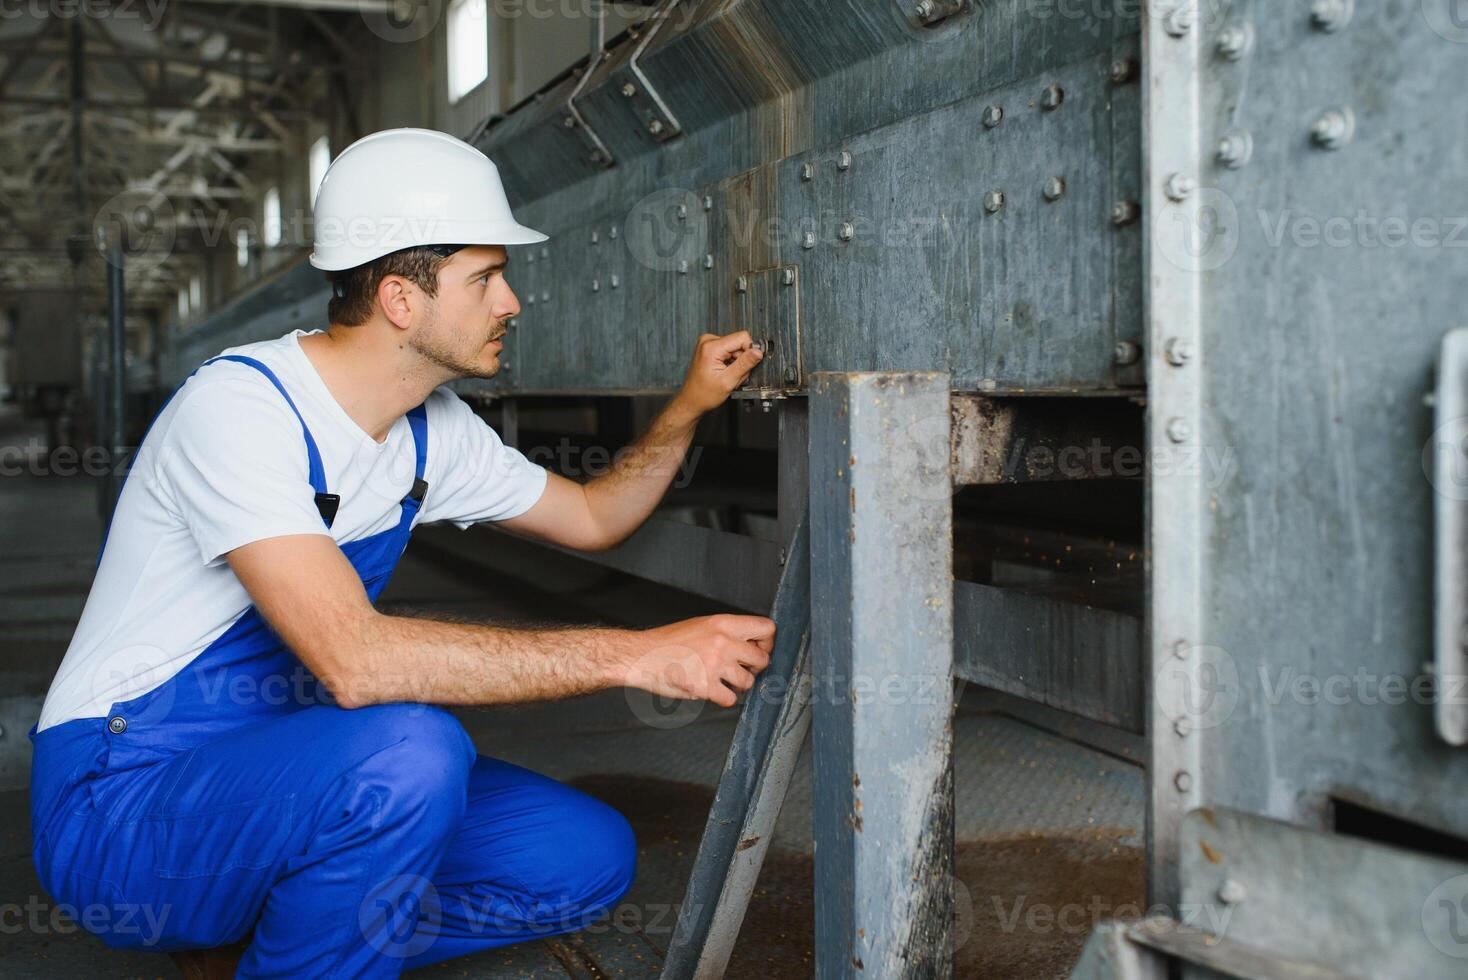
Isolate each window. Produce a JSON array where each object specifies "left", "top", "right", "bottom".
[
  {"left": 189, "top": 275, "right": 202, "bottom": 312},
  {"left": 177, "top": 287, "right": 189, "bottom": 318},
  {"left": 447, "top": 0, "right": 488, "bottom": 103},
  {"left": 262, "top": 186, "right": 282, "bottom": 248},
  {"left": 309, "top": 135, "right": 331, "bottom": 207},
  {"left": 236, "top": 228, "right": 250, "bottom": 268}
]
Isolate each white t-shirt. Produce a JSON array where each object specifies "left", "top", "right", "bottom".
[{"left": 36, "top": 328, "right": 547, "bottom": 733}]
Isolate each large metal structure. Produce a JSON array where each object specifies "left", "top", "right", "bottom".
[{"left": 175, "top": 0, "right": 1468, "bottom": 976}]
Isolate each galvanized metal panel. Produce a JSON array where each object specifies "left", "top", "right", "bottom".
[
  {"left": 954, "top": 581, "right": 1143, "bottom": 732},
  {"left": 1155, "top": 0, "right": 1468, "bottom": 858},
  {"left": 1178, "top": 808, "right": 1468, "bottom": 978},
  {"left": 809, "top": 372, "right": 954, "bottom": 978}
]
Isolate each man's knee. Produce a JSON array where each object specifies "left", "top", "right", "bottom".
[
  {"left": 545, "top": 793, "right": 638, "bottom": 912},
  {"left": 335, "top": 704, "right": 476, "bottom": 832}
]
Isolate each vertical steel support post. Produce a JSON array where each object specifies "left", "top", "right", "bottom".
[
  {"left": 809, "top": 372, "right": 954, "bottom": 978},
  {"left": 1143, "top": 1, "right": 1205, "bottom": 912}
]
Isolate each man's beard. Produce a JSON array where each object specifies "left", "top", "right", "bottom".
[{"left": 409, "top": 308, "right": 501, "bottom": 381}]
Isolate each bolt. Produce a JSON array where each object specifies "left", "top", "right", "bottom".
[
  {"left": 1216, "top": 129, "right": 1253, "bottom": 169},
  {"left": 1109, "top": 58, "right": 1136, "bottom": 84},
  {"left": 782, "top": 268, "right": 796, "bottom": 286},
  {"left": 784, "top": 367, "right": 797, "bottom": 383},
  {"left": 1310, "top": 106, "right": 1354, "bottom": 150},
  {"left": 508, "top": 318, "right": 517, "bottom": 328},
  {"left": 1216, "top": 23, "right": 1253, "bottom": 60},
  {"left": 982, "top": 104, "right": 1003, "bottom": 128},
  {"left": 1164, "top": 5, "right": 1194, "bottom": 37},
  {"left": 802, "top": 231, "right": 817, "bottom": 249},
  {"left": 1173, "top": 639, "right": 1191, "bottom": 659},
  {"left": 837, "top": 151, "right": 853, "bottom": 171},
  {"left": 736, "top": 275, "right": 749, "bottom": 293},
  {"left": 610, "top": 225, "right": 618, "bottom": 239},
  {"left": 540, "top": 246, "right": 549, "bottom": 258},
  {"left": 760, "top": 399, "right": 774, "bottom": 413},
  {"left": 592, "top": 279, "right": 600, "bottom": 291},
  {"left": 703, "top": 254, "right": 714, "bottom": 269},
  {"left": 677, "top": 204, "right": 688, "bottom": 219},
  {"left": 526, "top": 253, "right": 535, "bottom": 265},
  {"left": 1165, "top": 337, "right": 1195, "bottom": 366},
  {"left": 777, "top": 547, "right": 788, "bottom": 566},
  {"left": 501, "top": 361, "right": 511, "bottom": 372},
  {"left": 621, "top": 82, "right": 636, "bottom": 97},
  {"left": 1218, "top": 879, "right": 1247, "bottom": 905},
  {"left": 1174, "top": 770, "right": 1194, "bottom": 793},
  {"left": 1165, "top": 172, "right": 1196, "bottom": 201},
  {"left": 610, "top": 274, "right": 620, "bottom": 289},
  {"left": 801, "top": 162, "right": 815, "bottom": 182},
  {"left": 1111, "top": 200, "right": 1140, "bottom": 226},
  {"left": 591, "top": 230, "right": 599, "bottom": 245},
  {"left": 1043, "top": 176, "right": 1066, "bottom": 202},
  {"left": 589, "top": 149, "right": 606, "bottom": 165},
  {"left": 837, "top": 221, "right": 855, "bottom": 242},
  {"left": 1173, "top": 717, "right": 1192, "bottom": 737},
  {"left": 983, "top": 190, "right": 1005, "bottom": 213},
  {"left": 648, "top": 119, "right": 665, "bottom": 136},
  {"left": 1310, "top": 0, "right": 1351, "bottom": 32},
  {"left": 1040, "top": 84, "right": 1064, "bottom": 110},
  {"left": 678, "top": 260, "right": 689, "bottom": 274},
  {"left": 563, "top": 115, "right": 576, "bottom": 129},
  {"left": 1113, "top": 341, "right": 1141, "bottom": 366},
  {"left": 527, "top": 294, "right": 536, "bottom": 306},
  {"left": 1166, "top": 417, "right": 1192, "bottom": 443},
  {"left": 541, "top": 291, "right": 549, "bottom": 302},
  {"left": 703, "top": 195, "right": 713, "bottom": 211},
  {"left": 914, "top": 0, "right": 937, "bottom": 22}
]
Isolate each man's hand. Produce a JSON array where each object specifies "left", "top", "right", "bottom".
[
  {"left": 675, "top": 331, "right": 764, "bottom": 415},
  {"left": 618, "top": 614, "right": 776, "bottom": 708}
]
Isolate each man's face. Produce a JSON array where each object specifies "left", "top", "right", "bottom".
[{"left": 409, "top": 245, "right": 520, "bottom": 380}]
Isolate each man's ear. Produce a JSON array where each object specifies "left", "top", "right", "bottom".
[{"left": 375, "top": 275, "right": 414, "bottom": 329}]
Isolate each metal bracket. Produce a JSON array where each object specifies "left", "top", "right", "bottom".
[
  {"left": 732, "top": 265, "right": 802, "bottom": 400},
  {"left": 1432, "top": 328, "right": 1468, "bottom": 745},
  {"left": 619, "top": 0, "right": 685, "bottom": 143},
  {"left": 563, "top": 3, "right": 617, "bottom": 168}
]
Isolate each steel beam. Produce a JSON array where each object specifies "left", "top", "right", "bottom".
[{"left": 809, "top": 372, "right": 954, "bottom": 978}]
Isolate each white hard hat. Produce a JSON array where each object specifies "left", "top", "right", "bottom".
[{"left": 309, "top": 127, "right": 547, "bottom": 272}]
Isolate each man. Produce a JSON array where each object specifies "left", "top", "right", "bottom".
[{"left": 28, "top": 128, "right": 775, "bottom": 977}]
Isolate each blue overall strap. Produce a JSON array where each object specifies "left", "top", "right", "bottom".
[{"left": 403, "top": 401, "right": 429, "bottom": 508}]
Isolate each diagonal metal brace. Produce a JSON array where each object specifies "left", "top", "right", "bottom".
[{"left": 659, "top": 514, "right": 811, "bottom": 980}]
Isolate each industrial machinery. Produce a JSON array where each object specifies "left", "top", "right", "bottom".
[{"left": 176, "top": 1, "right": 1468, "bottom": 976}]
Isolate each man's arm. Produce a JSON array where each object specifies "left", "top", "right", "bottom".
[
  {"left": 498, "top": 331, "right": 762, "bottom": 551},
  {"left": 227, "top": 532, "right": 774, "bottom": 709}
]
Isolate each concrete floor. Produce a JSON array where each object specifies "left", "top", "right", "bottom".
[{"left": 0, "top": 403, "right": 1145, "bottom": 978}]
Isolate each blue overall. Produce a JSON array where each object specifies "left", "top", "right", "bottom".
[{"left": 27, "top": 355, "right": 636, "bottom": 977}]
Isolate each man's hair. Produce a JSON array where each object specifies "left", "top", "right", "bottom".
[{"left": 326, "top": 246, "right": 450, "bottom": 326}]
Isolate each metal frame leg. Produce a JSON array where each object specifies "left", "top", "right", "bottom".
[{"left": 809, "top": 372, "right": 955, "bottom": 978}]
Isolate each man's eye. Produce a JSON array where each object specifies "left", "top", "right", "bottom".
[{"left": 478, "top": 273, "right": 491, "bottom": 285}]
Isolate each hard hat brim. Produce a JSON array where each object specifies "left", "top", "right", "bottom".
[{"left": 308, "top": 221, "right": 550, "bottom": 272}]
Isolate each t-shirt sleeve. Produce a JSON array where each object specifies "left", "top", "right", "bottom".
[
  {"left": 418, "top": 388, "right": 548, "bottom": 530},
  {"left": 151, "top": 376, "right": 332, "bottom": 566}
]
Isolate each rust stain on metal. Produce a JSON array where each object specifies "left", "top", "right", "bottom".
[
  {"left": 736, "top": 835, "right": 761, "bottom": 852},
  {"left": 1199, "top": 839, "right": 1222, "bottom": 865}
]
